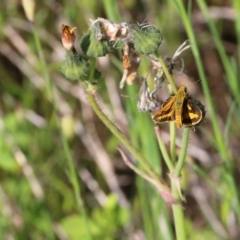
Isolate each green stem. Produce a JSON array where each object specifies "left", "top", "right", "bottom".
[
  {"left": 174, "top": 128, "right": 189, "bottom": 177},
  {"left": 170, "top": 122, "right": 177, "bottom": 164},
  {"left": 170, "top": 128, "right": 189, "bottom": 240},
  {"left": 119, "top": 148, "right": 159, "bottom": 185},
  {"left": 155, "top": 126, "right": 174, "bottom": 172},
  {"left": 157, "top": 29, "right": 188, "bottom": 240},
  {"left": 102, "top": 0, "right": 121, "bottom": 21},
  {"left": 158, "top": 56, "right": 177, "bottom": 92},
  {"left": 171, "top": 188, "right": 186, "bottom": 240},
  {"left": 86, "top": 91, "right": 171, "bottom": 194},
  {"left": 32, "top": 24, "right": 53, "bottom": 100}
]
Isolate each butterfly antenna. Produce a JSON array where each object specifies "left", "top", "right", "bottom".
[
  {"left": 187, "top": 79, "right": 201, "bottom": 89},
  {"left": 172, "top": 40, "right": 191, "bottom": 60}
]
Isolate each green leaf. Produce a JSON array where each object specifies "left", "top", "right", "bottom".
[{"left": 130, "top": 24, "right": 162, "bottom": 54}]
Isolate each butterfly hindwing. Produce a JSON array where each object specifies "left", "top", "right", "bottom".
[{"left": 182, "top": 98, "right": 203, "bottom": 127}]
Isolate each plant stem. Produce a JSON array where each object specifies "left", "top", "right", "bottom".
[
  {"left": 170, "top": 122, "right": 177, "bottom": 164},
  {"left": 32, "top": 24, "right": 53, "bottom": 100},
  {"left": 157, "top": 37, "right": 187, "bottom": 239},
  {"left": 155, "top": 126, "right": 174, "bottom": 172},
  {"left": 170, "top": 128, "right": 189, "bottom": 240},
  {"left": 174, "top": 128, "right": 189, "bottom": 177},
  {"left": 158, "top": 56, "right": 177, "bottom": 93},
  {"left": 171, "top": 188, "right": 186, "bottom": 240},
  {"left": 86, "top": 91, "right": 172, "bottom": 195}
]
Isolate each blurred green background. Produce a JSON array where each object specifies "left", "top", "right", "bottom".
[{"left": 0, "top": 0, "right": 240, "bottom": 239}]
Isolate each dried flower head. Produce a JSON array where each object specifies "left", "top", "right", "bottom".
[
  {"left": 164, "top": 40, "right": 191, "bottom": 74},
  {"left": 137, "top": 77, "right": 160, "bottom": 112},
  {"left": 61, "top": 24, "right": 77, "bottom": 50},
  {"left": 148, "top": 41, "right": 191, "bottom": 94},
  {"left": 96, "top": 18, "right": 129, "bottom": 42},
  {"left": 149, "top": 54, "right": 165, "bottom": 84}
]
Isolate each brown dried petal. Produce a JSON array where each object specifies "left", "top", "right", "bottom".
[
  {"left": 126, "top": 72, "right": 137, "bottom": 85},
  {"left": 61, "top": 24, "right": 77, "bottom": 50},
  {"left": 120, "top": 43, "right": 140, "bottom": 88},
  {"left": 122, "top": 55, "right": 131, "bottom": 69},
  {"left": 97, "top": 18, "right": 120, "bottom": 41}
]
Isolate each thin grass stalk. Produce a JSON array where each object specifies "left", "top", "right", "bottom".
[
  {"left": 193, "top": 164, "right": 239, "bottom": 213},
  {"left": 32, "top": 25, "right": 53, "bottom": 99},
  {"left": 31, "top": 24, "right": 93, "bottom": 240},
  {"left": 173, "top": 0, "right": 230, "bottom": 163},
  {"left": 173, "top": 0, "right": 240, "bottom": 226},
  {"left": 123, "top": 82, "right": 155, "bottom": 237},
  {"left": 103, "top": 0, "right": 121, "bottom": 22},
  {"left": 233, "top": 0, "right": 240, "bottom": 67},
  {"left": 170, "top": 128, "right": 190, "bottom": 240},
  {"left": 196, "top": 0, "right": 240, "bottom": 106},
  {"left": 141, "top": 118, "right": 171, "bottom": 239},
  {"left": 224, "top": 101, "right": 236, "bottom": 143},
  {"left": 124, "top": 86, "right": 158, "bottom": 239}
]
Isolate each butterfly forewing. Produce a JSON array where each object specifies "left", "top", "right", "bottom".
[{"left": 152, "top": 96, "right": 176, "bottom": 122}]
